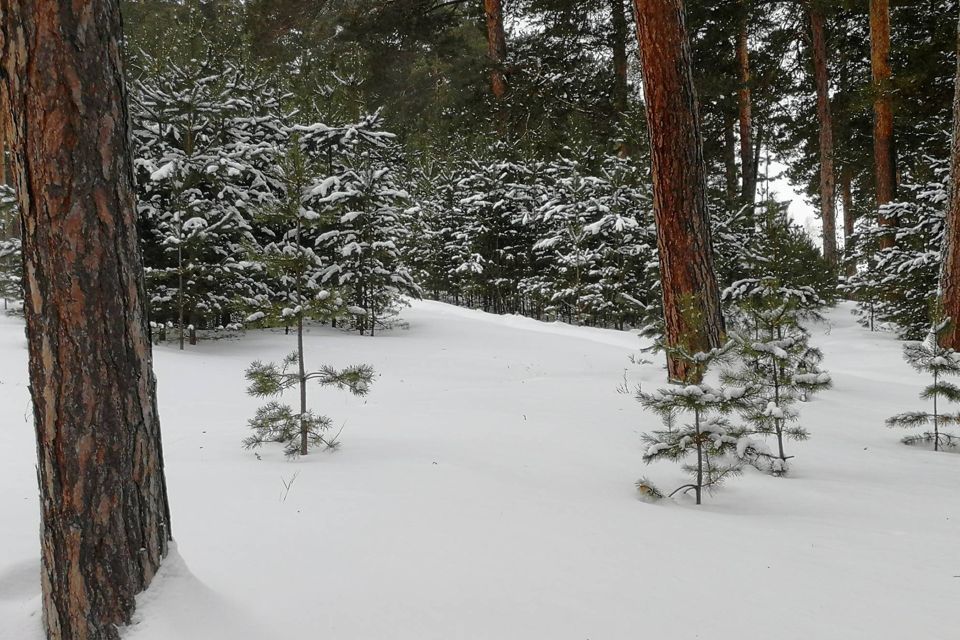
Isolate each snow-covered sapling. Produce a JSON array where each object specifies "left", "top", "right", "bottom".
[
  {"left": 637, "top": 342, "right": 760, "bottom": 504},
  {"left": 723, "top": 280, "right": 831, "bottom": 474},
  {"left": 886, "top": 321, "right": 960, "bottom": 451},
  {"left": 244, "top": 353, "right": 374, "bottom": 457}
]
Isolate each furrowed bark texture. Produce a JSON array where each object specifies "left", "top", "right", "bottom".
[
  {"left": 0, "top": 1, "right": 172, "bottom": 638},
  {"left": 484, "top": 0, "right": 508, "bottom": 101},
  {"left": 632, "top": 0, "right": 725, "bottom": 382},
  {"left": 938, "top": 9, "right": 960, "bottom": 349},
  {"left": 870, "top": 0, "right": 897, "bottom": 247},
  {"left": 810, "top": 4, "right": 837, "bottom": 264}
]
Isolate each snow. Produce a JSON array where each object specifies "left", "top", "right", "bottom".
[{"left": 0, "top": 301, "right": 957, "bottom": 639}]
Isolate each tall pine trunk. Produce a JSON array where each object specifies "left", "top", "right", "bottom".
[
  {"left": 870, "top": 0, "right": 897, "bottom": 248},
  {"left": 938, "top": 9, "right": 960, "bottom": 350},
  {"left": 484, "top": 0, "right": 508, "bottom": 103},
  {"left": 0, "top": 1, "right": 172, "bottom": 638},
  {"left": 611, "top": 0, "right": 630, "bottom": 155},
  {"left": 841, "top": 165, "right": 856, "bottom": 277},
  {"left": 632, "top": 0, "right": 725, "bottom": 383},
  {"left": 810, "top": 4, "right": 837, "bottom": 264},
  {"left": 736, "top": 5, "right": 756, "bottom": 209}
]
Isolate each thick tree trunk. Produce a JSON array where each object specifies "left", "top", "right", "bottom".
[
  {"left": 810, "top": 4, "right": 837, "bottom": 264},
  {"left": 0, "top": 2, "right": 172, "bottom": 638},
  {"left": 870, "top": 0, "right": 897, "bottom": 248},
  {"left": 736, "top": 7, "right": 756, "bottom": 209},
  {"left": 483, "top": 0, "right": 508, "bottom": 101},
  {"left": 939, "top": 10, "right": 960, "bottom": 349},
  {"left": 632, "top": 0, "right": 726, "bottom": 382}
]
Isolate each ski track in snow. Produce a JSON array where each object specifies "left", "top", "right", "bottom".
[{"left": 0, "top": 300, "right": 956, "bottom": 640}]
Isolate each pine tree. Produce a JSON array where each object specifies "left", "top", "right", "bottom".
[
  {"left": 845, "top": 157, "right": 946, "bottom": 338},
  {"left": 0, "top": 185, "right": 20, "bottom": 309},
  {"left": 723, "top": 278, "right": 832, "bottom": 473},
  {"left": 319, "top": 143, "right": 421, "bottom": 335},
  {"left": 131, "top": 57, "right": 276, "bottom": 347},
  {"left": 637, "top": 340, "right": 761, "bottom": 505},
  {"left": 886, "top": 319, "right": 960, "bottom": 451},
  {"left": 244, "top": 354, "right": 374, "bottom": 457}
]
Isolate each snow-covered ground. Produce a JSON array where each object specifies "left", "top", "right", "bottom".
[{"left": 0, "top": 300, "right": 957, "bottom": 640}]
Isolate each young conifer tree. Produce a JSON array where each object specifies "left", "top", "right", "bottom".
[
  {"left": 886, "top": 318, "right": 960, "bottom": 451},
  {"left": 637, "top": 334, "right": 762, "bottom": 505},
  {"left": 722, "top": 278, "right": 832, "bottom": 474},
  {"left": 0, "top": 185, "right": 20, "bottom": 308},
  {"left": 243, "top": 137, "right": 374, "bottom": 457}
]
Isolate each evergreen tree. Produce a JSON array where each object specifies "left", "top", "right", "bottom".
[
  {"left": 886, "top": 319, "right": 960, "bottom": 451},
  {"left": 637, "top": 337, "right": 763, "bottom": 504},
  {"left": 845, "top": 157, "right": 946, "bottom": 338},
  {"left": 319, "top": 138, "right": 421, "bottom": 335},
  {"left": 0, "top": 184, "right": 20, "bottom": 309},
  {"left": 723, "top": 278, "right": 832, "bottom": 474},
  {"left": 244, "top": 353, "right": 374, "bottom": 457},
  {"left": 131, "top": 57, "right": 277, "bottom": 346}
]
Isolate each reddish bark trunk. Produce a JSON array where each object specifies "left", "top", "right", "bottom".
[
  {"left": 632, "top": 0, "right": 725, "bottom": 382},
  {"left": 870, "top": 0, "right": 897, "bottom": 248},
  {"left": 810, "top": 4, "right": 837, "bottom": 264},
  {"left": 484, "top": 0, "right": 508, "bottom": 101},
  {"left": 0, "top": 1, "right": 172, "bottom": 638},
  {"left": 939, "top": 10, "right": 960, "bottom": 349}
]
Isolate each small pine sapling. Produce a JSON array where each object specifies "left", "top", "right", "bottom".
[
  {"left": 886, "top": 319, "right": 960, "bottom": 451},
  {"left": 244, "top": 352, "right": 374, "bottom": 457},
  {"left": 637, "top": 341, "right": 761, "bottom": 504},
  {"left": 723, "top": 279, "right": 832, "bottom": 474}
]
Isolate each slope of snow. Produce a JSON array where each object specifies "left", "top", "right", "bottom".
[{"left": 0, "top": 301, "right": 956, "bottom": 640}]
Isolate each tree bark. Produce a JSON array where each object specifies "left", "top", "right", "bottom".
[
  {"left": 612, "top": 0, "right": 630, "bottom": 155},
  {"left": 841, "top": 165, "right": 856, "bottom": 277},
  {"left": 632, "top": 0, "right": 726, "bottom": 382},
  {"left": 870, "top": 0, "right": 897, "bottom": 248},
  {"left": 723, "top": 113, "right": 739, "bottom": 210},
  {"left": 810, "top": 3, "right": 837, "bottom": 264},
  {"left": 0, "top": 2, "right": 172, "bottom": 638},
  {"left": 483, "top": 0, "right": 508, "bottom": 101},
  {"left": 939, "top": 10, "right": 960, "bottom": 349},
  {"left": 736, "top": 5, "right": 756, "bottom": 209}
]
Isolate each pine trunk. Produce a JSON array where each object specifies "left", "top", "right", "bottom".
[
  {"left": 0, "top": 2, "right": 172, "bottom": 638},
  {"left": 723, "top": 114, "right": 739, "bottom": 210},
  {"left": 632, "top": 0, "right": 726, "bottom": 383},
  {"left": 841, "top": 166, "right": 856, "bottom": 277},
  {"left": 612, "top": 0, "right": 631, "bottom": 156},
  {"left": 810, "top": 4, "right": 837, "bottom": 264},
  {"left": 870, "top": 0, "right": 897, "bottom": 248},
  {"left": 939, "top": 9, "right": 960, "bottom": 349},
  {"left": 484, "top": 0, "right": 508, "bottom": 101},
  {"left": 736, "top": 7, "right": 756, "bottom": 209}
]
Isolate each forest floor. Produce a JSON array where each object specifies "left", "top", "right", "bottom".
[{"left": 0, "top": 300, "right": 957, "bottom": 640}]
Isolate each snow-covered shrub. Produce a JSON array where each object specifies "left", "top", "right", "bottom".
[{"left": 886, "top": 319, "right": 960, "bottom": 451}]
